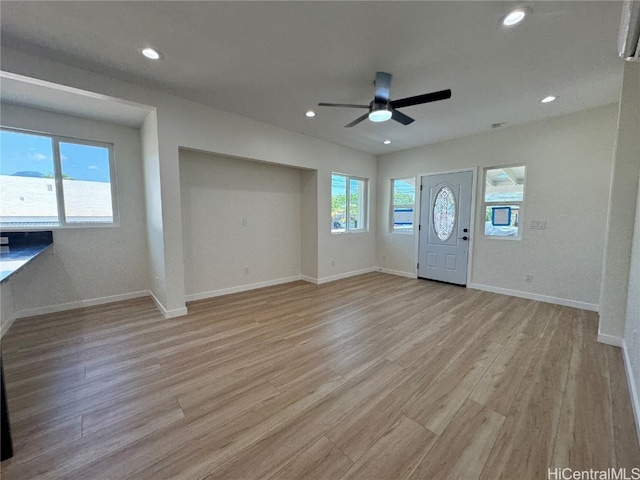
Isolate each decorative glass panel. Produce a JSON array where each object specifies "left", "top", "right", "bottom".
[{"left": 433, "top": 186, "right": 456, "bottom": 241}]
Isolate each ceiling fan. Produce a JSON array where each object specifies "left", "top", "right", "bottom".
[{"left": 319, "top": 72, "right": 451, "bottom": 128}]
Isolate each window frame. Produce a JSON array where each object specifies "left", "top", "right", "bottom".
[
  {"left": 482, "top": 164, "right": 526, "bottom": 240},
  {"left": 390, "top": 177, "right": 416, "bottom": 234},
  {"left": 0, "top": 126, "right": 119, "bottom": 230},
  {"left": 331, "top": 172, "right": 368, "bottom": 234}
]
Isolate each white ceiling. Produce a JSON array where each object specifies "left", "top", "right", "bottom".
[
  {"left": 0, "top": 1, "right": 626, "bottom": 155},
  {"left": 0, "top": 73, "right": 152, "bottom": 127}
]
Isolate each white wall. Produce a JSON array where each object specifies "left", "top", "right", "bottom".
[
  {"left": 140, "top": 110, "right": 169, "bottom": 310},
  {"left": 300, "top": 169, "right": 318, "bottom": 280},
  {"left": 153, "top": 93, "right": 378, "bottom": 290},
  {"left": 1, "top": 281, "right": 14, "bottom": 337},
  {"left": 624, "top": 168, "right": 640, "bottom": 443},
  {"left": 0, "top": 103, "right": 150, "bottom": 320},
  {"left": 622, "top": 63, "right": 640, "bottom": 441},
  {"left": 601, "top": 62, "right": 640, "bottom": 342},
  {"left": 180, "top": 150, "right": 304, "bottom": 298},
  {"left": 1, "top": 46, "right": 378, "bottom": 316},
  {"left": 378, "top": 104, "right": 618, "bottom": 310}
]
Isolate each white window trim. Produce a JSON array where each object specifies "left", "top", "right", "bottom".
[
  {"left": 0, "top": 126, "right": 119, "bottom": 230},
  {"left": 390, "top": 177, "right": 416, "bottom": 234},
  {"left": 331, "top": 172, "right": 368, "bottom": 234},
  {"left": 482, "top": 164, "right": 526, "bottom": 241}
]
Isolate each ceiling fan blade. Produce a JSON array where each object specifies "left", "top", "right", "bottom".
[
  {"left": 345, "top": 113, "right": 369, "bottom": 128},
  {"left": 318, "top": 102, "right": 369, "bottom": 108},
  {"left": 392, "top": 109, "right": 415, "bottom": 126},
  {"left": 374, "top": 72, "right": 392, "bottom": 103},
  {"left": 390, "top": 89, "right": 452, "bottom": 109}
]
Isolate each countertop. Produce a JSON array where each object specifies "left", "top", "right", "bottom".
[
  {"left": 1, "top": 244, "right": 52, "bottom": 283},
  {"left": 0, "top": 232, "right": 53, "bottom": 283}
]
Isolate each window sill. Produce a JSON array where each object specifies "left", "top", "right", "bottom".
[{"left": 0, "top": 222, "right": 119, "bottom": 231}]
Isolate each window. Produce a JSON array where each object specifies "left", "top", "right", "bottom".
[
  {"left": 483, "top": 165, "right": 526, "bottom": 238},
  {"left": 0, "top": 128, "right": 117, "bottom": 228},
  {"left": 331, "top": 173, "right": 367, "bottom": 233},
  {"left": 391, "top": 177, "right": 415, "bottom": 233}
]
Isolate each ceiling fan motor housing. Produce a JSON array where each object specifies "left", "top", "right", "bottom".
[
  {"left": 318, "top": 71, "right": 451, "bottom": 127},
  {"left": 369, "top": 101, "right": 393, "bottom": 122}
]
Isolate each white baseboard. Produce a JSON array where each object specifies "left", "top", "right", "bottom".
[
  {"left": 14, "top": 290, "right": 150, "bottom": 320},
  {"left": 597, "top": 332, "right": 624, "bottom": 347},
  {"left": 467, "top": 283, "right": 599, "bottom": 312},
  {"left": 622, "top": 339, "right": 640, "bottom": 447},
  {"left": 187, "top": 268, "right": 397, "bottom": 294},
  {"left": 379, "top": 268, "right": 416, "bottom": 279},
  {"left": 185, "top": 275, "right": 304, "bottom": 302},
  {"left": 315, "top": 267, "right": 378, "bottom": 285},
  {"left": 0, "top": 315, "right": 16, "bottom": 339},
  {"left": 148, "top": 290, "right": 188, "bottom": 319}
]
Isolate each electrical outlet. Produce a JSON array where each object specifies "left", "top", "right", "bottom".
[
  {"left": 383, "top": 255, "right": 386, "bottom": 263},
  {"left": 242, "top": 218, "right": 248, "bottom": 227},
  {"left": 244, "top": 266, "right": 249, "bottom": 275},
  {"left": 155, "top": 277, "right": 160, "bottom": 288},
  {"left": 331, "top": 260, "right": 335, "bottom": 267},
  {"left": 525, "top": 273, "right": 533, "bottom": 282}
]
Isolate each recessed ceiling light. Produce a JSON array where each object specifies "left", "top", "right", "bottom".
[
  {"left": 383, "top": 140, "right": 392, "bottom": 145},
  {"left": 501, "top": 7, "right": 529, "bottom": 27},
  {"left": 305, "top": 110, "right": 316, "bottom": 118},
  {"left": 138, "top": 47, "right": 163, "bottom": 60},
  {"left": 540, "top": 95, "right": 557, "bottom": 103}
]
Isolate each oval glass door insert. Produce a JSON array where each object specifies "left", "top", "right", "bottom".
[{"left": 433, "top": 186, "right": 456, "bottom": 241}]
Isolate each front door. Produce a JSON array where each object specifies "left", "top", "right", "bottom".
[{"left": 418, "top": 171, "right": 473, "bottom": 285}]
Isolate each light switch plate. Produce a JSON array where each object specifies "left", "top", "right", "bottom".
[{"left": 529, "top": 221, "right": 546, "bottom": 230}]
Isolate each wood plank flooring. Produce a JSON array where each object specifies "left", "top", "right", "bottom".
[{"left": 1, "top": 273, "right": 638, "bottom": 479}]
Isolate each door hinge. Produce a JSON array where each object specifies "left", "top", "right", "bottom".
[
  {"left": 417, "top": 263, "right": 419, "bottom": 270},
  {"left": 420, "top": 184, "right": 423, "bottom": 191},
  {"left": 418, "top": 224, "right": 421, "bottom": 231}
]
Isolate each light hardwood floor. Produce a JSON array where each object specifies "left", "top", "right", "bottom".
[{"left": 1, "top": 273, "right": 638, "bottom": 479}]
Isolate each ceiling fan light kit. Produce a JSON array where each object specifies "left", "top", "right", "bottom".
[
  {"left": 319, "top": 71, "right": 451, "bottom": 128},
  {"left": 369, "top": 104, "right": 392, "bottom": 122}
]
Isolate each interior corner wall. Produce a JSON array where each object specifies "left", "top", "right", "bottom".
[
  {"left": 624, "top": 169, "right": 640, "bottom": 442},
  {"left": 154, "top": 94, "right": 378, "bottom": 285},
  {"left": 301, "top": 169, "right": 319, "bottom": 280},
  {"left": 141, "top": 110, "right": 167, "bottom": 309},
  {"left": 620, "top": 62, "right": 640, "bottom": 439},
  {"left": 0, "top": 103, "right": 149, "bottom": 317},
  {"left": 600, "top": 61, "right": 640, "bottom": 341},
  {"left": 377, "top": 104, "right": 618, "bottom": 309},
  {"left": 1, "top": 46, "right": 376, "bottom": 309},
  {"left": 180, "top": 150, "right": 303, "bottom": 298},
  {"left": 1, "top": 282, "right": 14, "bottom": 337}
]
